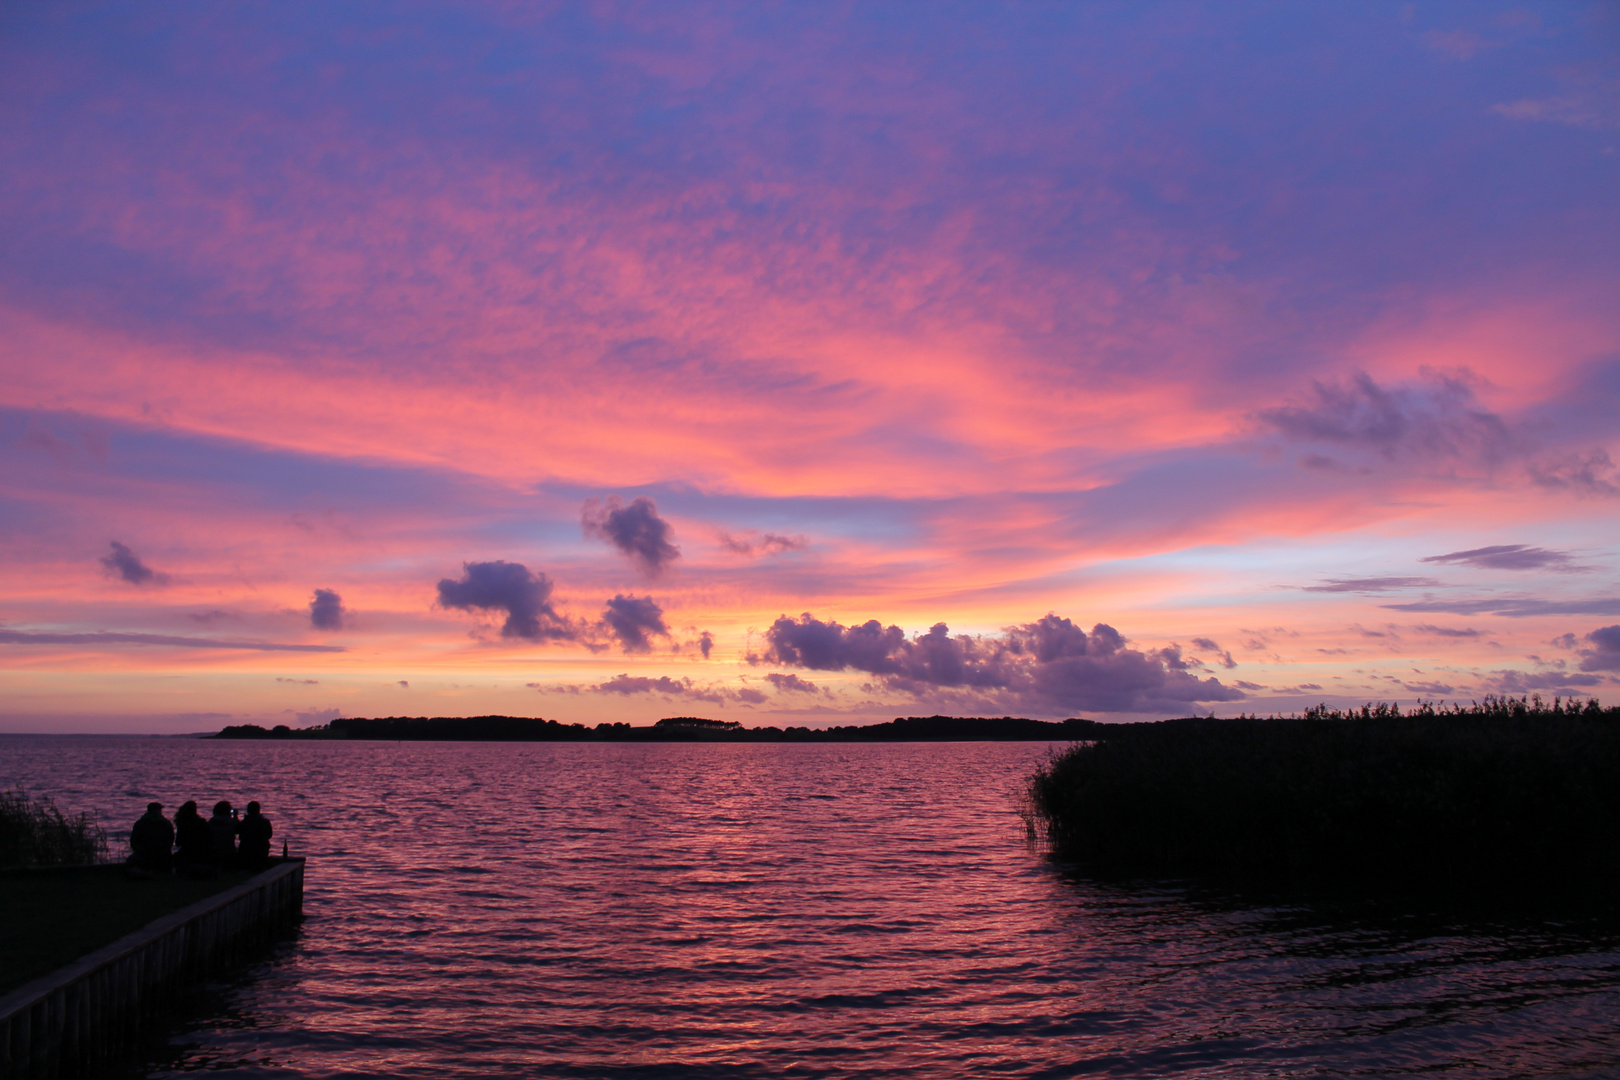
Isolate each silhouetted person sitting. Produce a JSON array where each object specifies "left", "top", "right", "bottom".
[
  {"left": 127, "top": 801, "right": 173, "bottom": 874},
  {"left": 238, "top": 800, "right": 273, "bottom": 868},
  {"left": 174, "top": 800, "right": 213, "bottom": 876},
  {"left": 209, "top": 800, "right": 239, "bottom": 868}
]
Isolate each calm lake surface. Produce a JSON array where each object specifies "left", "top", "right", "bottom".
[{"left": 5, "top": 736, "right": 1620, "bottom": 1079}]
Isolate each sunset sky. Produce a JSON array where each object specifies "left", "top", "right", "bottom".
[{"left": 2, "top": 1, "right": 1617, "bottom": 732}]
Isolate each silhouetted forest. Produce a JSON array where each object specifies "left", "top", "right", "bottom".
[
  {"left": 212, "top": 714, "right": 1110, "bottom": 742},
  {"left": 1026, "top": 697, "right": 1620, "bottom": 889}
]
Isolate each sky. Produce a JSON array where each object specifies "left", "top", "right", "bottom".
[{"left": 1, "top": 1, "right": 1617, "bottom": 732}]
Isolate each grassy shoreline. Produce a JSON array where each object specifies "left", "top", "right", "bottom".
[{"left": 1026, "top": 698, "right": 1620, "bottom": 891}]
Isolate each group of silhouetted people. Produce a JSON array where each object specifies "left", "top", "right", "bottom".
[{"left": 127, "top": 798, "right": 276, "bottom": 877}]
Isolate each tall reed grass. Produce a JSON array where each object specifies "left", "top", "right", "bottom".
[
  {"left": 0, "top": 789, "right": 107, "bottom": 868},
  {"left": 1026, "top": 697, "right": 1620, "bottom": 888}
]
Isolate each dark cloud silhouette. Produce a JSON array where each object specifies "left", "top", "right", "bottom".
[
  {"left": 1580, "top": 625, "right": 1620, "bottom": 672},
  {"left": 0, "top": 627, "right": 341, "bottom": 652},
  {"left": 592, "top": 674, "right": 766, "bottom": 705},
  {"left": 309, "top": 588, "right": 345, "bottom": 630},
  {"left": 1303, "top": 577, "right": 1439, "bottom": 593},
  {"left": 582, "top": 496, "right": 680, "bottom": 576},
  {"left": 764, "top": 672, "right": 823, "bottom": 695},
  {"left": 1260, "top": 372, "right": 1516, "bottom": 468},
  {"left": 602, "top": 594, "right": 670, "bottom": 653},
  {"left": 1383, "top": 597, "right": 1620, "bottom": 618},
  {"left": 436, "top": 560, "right": 573, "bottom": 641},
  {"left": 1421, "top": 544, "right": 1580, "bottom": 571},
  {"left": 1190, "top": 637, "right": 1237, "bottom": 668},
  {"left": 761, "top": 612, "right": 1243, "bottom": 713},
  {"left": 718, "top": 531, "right": 806, "bottom": 557},
  {"left": 101, "top": 541, "right": 169, "bottom": 585},
  {"left": 698, "top": 631, "right": 714, "bottom": 659}
]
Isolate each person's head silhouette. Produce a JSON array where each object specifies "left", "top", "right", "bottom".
[
  {"left": 213, "top": 800, "right": 232, "bottom": 816},
  {"left": 247, "top": 801, "right": 261, "bottom": 814},
  {"left": 180, "top": 800, "right": 198, "bottom": 816},
  {"left": 147, "top": 801, "right": 163, "bottom": 814}
]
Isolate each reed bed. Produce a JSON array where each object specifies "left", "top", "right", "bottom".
[
  {"left": 0, "top": 788, "right": 107, "bottom": 868},
  {"left": 1026, "top": 697, "right": 1620, "bottom": 888}
]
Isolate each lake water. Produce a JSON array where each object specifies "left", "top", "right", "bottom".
[{"left": 5, "top": 736, "right": 1620, "bottom": 1078}]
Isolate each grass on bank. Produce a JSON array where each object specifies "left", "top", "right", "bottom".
[
  {"left": 1026, "top": 697, "right": 1620, "bottom": 889},
  {"left": 0, "top": 865, "right": 251, "bottom": 997},
  {"left": 0, "top": 789, "right": 106, "bottom": 868}
]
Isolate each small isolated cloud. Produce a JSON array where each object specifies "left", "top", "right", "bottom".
[
  {"left": 275, "top": 677, "right": 319, "bottom": 685},
  {"left": 1303, "top": 577, "right": 1440, "bottom": 593},
  {"left": 1260, "top": 371, "right": 1515, "bottom": 470},
  {"left": 436, "top": 561, "right": 574, "bottom": 641},
  {"left": 1579, "top": 625, "right": 1620, "bottom": 673},
  {"left": 1421, "top": 545, "right": 1579, "bottom": 571},
  {"left": 1409, "top": 624, "right": 1480, "bottom": 638},
  {"left": 602, "top": 594, "right": 670, "bottom": 653},
  {"left": 591, "top": 674, "right": 766, "bottom": 705},
  {"left": 718, "top": 530, "right": 807, "bottom": 557},
  {"left": 698, "top": 631, "right": 714, "bottom": 659},
  {"left": 397, "top": 680, "right": 410, "bottom": 688},
  {"left": 188, "top": 610, "right": 235, "bottom": 626},
  {"left": 760, "top": 612, "right": 1243, "bottom": 714},
  {"left": 582, "top": 496, "right": 680, "bottom": 576},
  {"left": 764, "top": 672, "right": 824, "bottom": 695},
  {"left": 101, "top": 541, "right": 169, "bottom": 586},
  {"left": 309, "top": 588, "right": 345, "bottom": 630}
]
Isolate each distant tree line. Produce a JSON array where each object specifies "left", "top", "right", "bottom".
[{"left": 212, "top": 714, "right": 1112, "bottom": 742}]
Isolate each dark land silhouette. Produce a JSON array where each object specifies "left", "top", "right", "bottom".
[
  {"left": 1026, "top": 696, "right": 1620, "bottom": 891},
  {"left": 212, "top": 714, "right": 1117, "bottom": 741}
]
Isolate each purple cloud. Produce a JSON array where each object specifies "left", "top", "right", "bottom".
[
  {"left": 1261, "top": 372, "right": 1516, "bottom": 468},
  {"left": 601, "top": 594, "right": 669, "bottom": 654},
  {"left": 1303, "top": 577, "right": 1440, "bottom": 593},
  {"left": 583, "top": 496, "right": 680, "bottom": 577},
  {"left": 436, "top": 560, "right": 573, "bottom": 641},
  {"left": 719, "top": 531, "right": 806, "bottom": 557},
  {"left": 761, "top": 612, "right": 1243, "bottom": 713},
  {"left": 763, "top": 672, "right": 822, "bottom": 695},
  {"left": 1421, "top": 544, "right": 1579, "bottom": 571},
  {"left": 101, "top": 541, "right": 169, "bottom": 586},
  {"left": 309, "top": 588, "right": 345, "bottom": 630},
  {"left": 1579, "top": 625, "right": 1620, "bottom": 673},
  {"left": 592, "top": 673, "right": 766, "bottom": 705},
  {"left": 1384, "top": 598, "right": 1620, "bottom": 618}
]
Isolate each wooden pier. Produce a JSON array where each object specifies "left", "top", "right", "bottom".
[{"left": 0, "top": 858, "right": 304, "bottom": 1078}]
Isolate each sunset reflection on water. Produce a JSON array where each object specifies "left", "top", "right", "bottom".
[{"left": 5, "top": 737, "right": 1619, "bottom": 1078}]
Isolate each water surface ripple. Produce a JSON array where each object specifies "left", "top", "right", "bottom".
[{"left": 5, "top": 738, "right": 1619, "bottom": 1078}]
